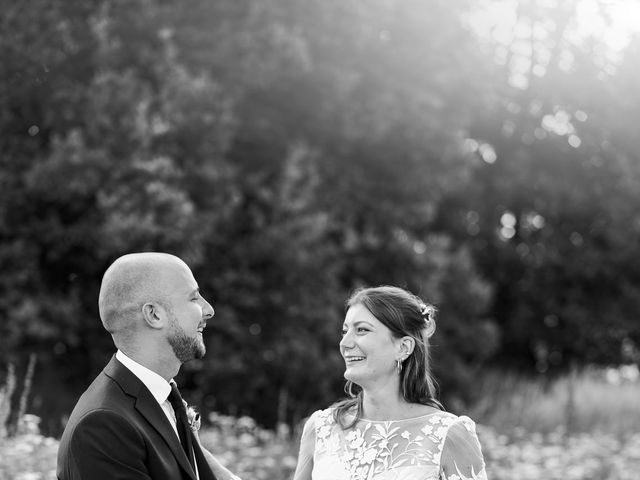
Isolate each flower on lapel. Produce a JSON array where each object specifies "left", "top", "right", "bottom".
[{"left": 186, "top": 405, "right": 201, "bottom": 433}]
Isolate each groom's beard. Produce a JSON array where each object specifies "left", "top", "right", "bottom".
[{"left": 167, "top": 316, "right": 206, "bottom": 363}]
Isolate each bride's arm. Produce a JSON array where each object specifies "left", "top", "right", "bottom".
[
  {"left": 292, "top": 414, "right": 317, "bottom": 480},
  {"left": 200, "top": 445, "right": 241, "bottom": 480},
  {"left": 440, "top": 417, "right": 487, "bottom": 480},
  {"left": 192, "top": 428, "right": 241, "bottom": 480},
  {"left": 186, "top": 406, "right": 241, "bottom": 480}
]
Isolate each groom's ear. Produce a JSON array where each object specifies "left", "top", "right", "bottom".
[{"left": 142, "top": 302, "right": 165, "bottom": 330}]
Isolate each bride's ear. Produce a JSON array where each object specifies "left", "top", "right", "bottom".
[{"left": 398, "top": 336, "right": 415, "bottom": 357}]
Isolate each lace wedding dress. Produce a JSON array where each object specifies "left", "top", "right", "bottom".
[{"left": 295, "top": 407, "right": 487, "bottom": 480}]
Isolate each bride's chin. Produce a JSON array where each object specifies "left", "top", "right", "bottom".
[{"left": 343, "top": 370, "right": 359, "bottom": 382}]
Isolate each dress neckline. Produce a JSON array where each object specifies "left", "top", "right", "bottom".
[{"left": 359, "top": 410, "right": 445, "bottom": 423}]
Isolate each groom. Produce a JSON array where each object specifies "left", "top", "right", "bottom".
[{"left": 57, "top": 252, "right": 237, "bottom": 480}]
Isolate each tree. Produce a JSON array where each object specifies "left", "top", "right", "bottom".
[{"left": 437, "top": 0, "right": 640, "bottom": 371}]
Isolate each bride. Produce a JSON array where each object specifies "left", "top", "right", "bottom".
[{"left": 293, "top": 286, "right": 488, "bottom": 480}]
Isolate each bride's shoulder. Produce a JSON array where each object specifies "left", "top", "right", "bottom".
[
  {"left": 423, "top": 410, "right": 475, "bottom": 427},
  {"left": 303, "top": 407, "right": 337, "bottom": 430},
  {"left": 412, "top": 409, "right": 472, "bottom": 435},
  {"left": 422, "top": 411, "right": 482, "bottom": 447}
]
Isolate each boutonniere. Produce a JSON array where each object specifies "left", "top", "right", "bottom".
[{"left": 186, "top": 405, "right": 201, "bottom": 433}]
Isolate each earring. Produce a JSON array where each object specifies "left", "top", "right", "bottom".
[{"left": 396, "top": 359, "right": 402, "bottom": 374}]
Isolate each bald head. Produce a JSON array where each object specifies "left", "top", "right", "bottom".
[{"left": 98, "top": 253, "right": 190, "bottom": 340}]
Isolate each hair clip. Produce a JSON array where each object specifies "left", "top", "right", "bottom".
[
  {"left": 419, "top": 303, "right": 437, "bottom": 338},
  {"left": 419, "top": 303, "right": 432, "bottom": 319}
]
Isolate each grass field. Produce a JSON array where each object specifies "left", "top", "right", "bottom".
[
  {"left": 1, "top": 366, "right": 639, "bottom": 480},
  {"left": 471, "top": 365, "right": 640, "bottom": 436}
]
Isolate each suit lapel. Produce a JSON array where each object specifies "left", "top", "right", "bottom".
[{"left": 103, "top": 355, "right": 197, "bottom": 480}]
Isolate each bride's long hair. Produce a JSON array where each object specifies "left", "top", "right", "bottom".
[{"left": 333, "top": 286, "right": 443, "bottom": 429}]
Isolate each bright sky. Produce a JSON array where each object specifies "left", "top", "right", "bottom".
[
  {"left": 467, "top": 0, "right": 640, "bottom": 52},
  {"left": 575, "top": 0, "right": 640, "bottom": 50},
  {"left": 457, "top": 0, "right": 640, "bottom": 156},
  {"left": 463, "top": 0, "right": 640, "bottom": 90}
]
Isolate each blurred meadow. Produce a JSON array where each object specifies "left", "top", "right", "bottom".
[
  {"left": 2, "top": 365, "right": 640, "bottom": 479},
  {"left": 2, "top": 0, "right": 640, "bottom": 478}
]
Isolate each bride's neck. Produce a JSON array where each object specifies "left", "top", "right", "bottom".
[{"left": 361, "top": 388, "right": 407, "bottom": 421}]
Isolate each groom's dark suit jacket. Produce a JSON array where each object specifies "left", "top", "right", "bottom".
[{"left": 57, "top": 355, "right": 217, "bottom": 480}]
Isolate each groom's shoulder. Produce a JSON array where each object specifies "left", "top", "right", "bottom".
[
  {"left": 66, "top": 364, "right": 135, "bottom": 425},
  {"left": 57, "top": 366, "right": 142, "bottom": 477}
]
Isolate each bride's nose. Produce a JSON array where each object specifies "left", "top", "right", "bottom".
[{"left": 339, "top": 330, "right": 354, "bottom": 349}]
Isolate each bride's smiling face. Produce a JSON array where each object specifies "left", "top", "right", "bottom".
[{"left": 340, "top": 303, "right": 402, "bottom": 387}]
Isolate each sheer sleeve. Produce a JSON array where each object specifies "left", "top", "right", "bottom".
[
  {"left": 440, "top": 416, "right": 487, "bottom": 480},
  {"left": 292, "top": 411, "right": 318, "bottom": 480}
]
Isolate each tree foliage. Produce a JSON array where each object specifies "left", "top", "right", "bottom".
[{"left": 1, "top": 0, "right": 638, "bottom": 434}]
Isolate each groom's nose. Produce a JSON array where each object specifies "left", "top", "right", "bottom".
[{"left": 202, "top": 299, "right": 214, "bottom": 319}]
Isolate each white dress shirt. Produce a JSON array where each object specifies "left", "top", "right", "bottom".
[
  {"left": 115, "top": 350, "right": 180, "bottom": 438},
  {"left": 115, "top": 351, "right": 200, "bottom": 478}
]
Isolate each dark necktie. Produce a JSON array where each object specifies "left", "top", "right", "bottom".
[{"left": 168, "top": 381, "right": 196, "bottom": 472}]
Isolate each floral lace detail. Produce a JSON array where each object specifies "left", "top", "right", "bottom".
[
  {"left": 314, "top": 408, "right": 482, "bottom": 480},
  {"left": 441, "top": 464, "right": 486, "bottom": 480}
]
